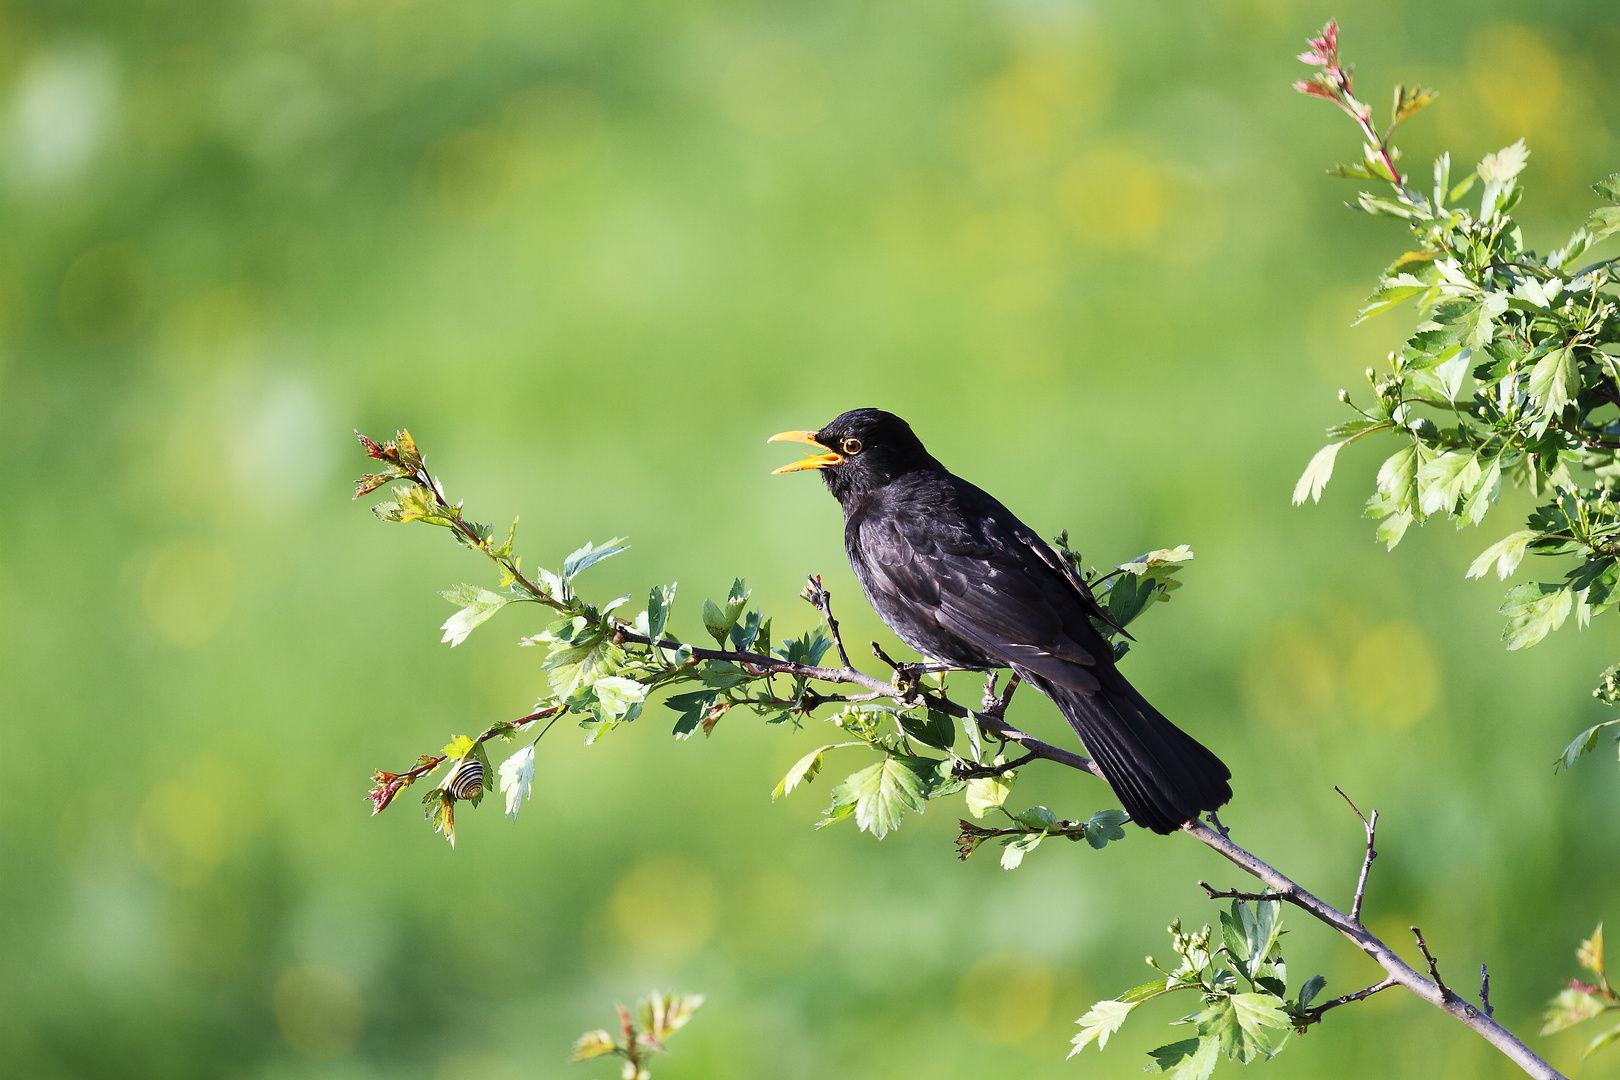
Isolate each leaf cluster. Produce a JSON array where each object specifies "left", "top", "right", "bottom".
[
  {"left": 1070, "top": 900, "right": 1327, "bottom": 1079},
  {"left": 1292, "top": 38, "right": 1620, "bottom": 761},
  {"left": 1542, "top": 925, "right": 1620, "bottom": 1058},
  {"left": 571, "top": 991, "right": 703, "bottom": 1080}
]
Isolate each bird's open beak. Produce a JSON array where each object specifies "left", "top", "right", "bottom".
[{"left": 768, "top": 430, "right": 843, "bottom": 474}]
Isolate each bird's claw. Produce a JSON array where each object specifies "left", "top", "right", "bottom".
[{"left": 890, "top": 666, "right": 923, "bottom": 702}]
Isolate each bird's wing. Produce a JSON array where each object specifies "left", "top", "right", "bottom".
[
  {"left": 856, "top": 500, "right": 1104, "bottom": 694},
  {"left": 1011, "top": 526, "right": 1132, "bottom": 639}
]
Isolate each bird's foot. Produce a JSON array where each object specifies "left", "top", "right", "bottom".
[{"left": 890, "top": 665, "right": 923, "bottom": 703}]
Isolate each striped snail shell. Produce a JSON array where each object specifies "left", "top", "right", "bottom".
[{"left": 446, "top": 757, "right": 484, "bottom": 800}]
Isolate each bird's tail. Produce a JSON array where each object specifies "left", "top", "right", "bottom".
[{"left": 1040, "top": 675, "right": 1231, "bottom": 834}]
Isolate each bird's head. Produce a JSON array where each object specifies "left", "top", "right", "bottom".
[{"left": 768, "top": 408, "right": 941, "bottom": 501}]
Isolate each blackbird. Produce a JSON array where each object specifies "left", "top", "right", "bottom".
[{"left": 769, "top": 408, "right": 1231, "bottom": 834}]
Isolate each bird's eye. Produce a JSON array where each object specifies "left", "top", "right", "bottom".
[{"left": 842, "top": 438, "right": 863, "bottom": 455}]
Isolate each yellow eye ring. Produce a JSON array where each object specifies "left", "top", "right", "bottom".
[{"left": 842, "top": 437, "right": 863, "bottom": 455}]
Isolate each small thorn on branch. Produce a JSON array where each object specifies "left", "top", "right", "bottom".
[
  {"left": 1411, "top": 926, "right": 1451, "bottom": 997},
  {"left": 1481, "top": 963, "right": 1493, "bottom": 1019}
]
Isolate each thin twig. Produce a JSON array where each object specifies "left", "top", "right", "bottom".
[
  {"left": 1302, "top": 977, "right": 1398, "bottom": 1025},
  {"left": 1198, "top": 881, "right": 1290, "bottom": 903},
  {"left": 1481, "top": 964, "right": 1494, "bottom": 1019},
  {"left": 953, "top": 751, "right": 1037, "bottom": 779},
  {"left": 1412, "top": 926, "right": 1451, "bottom": 997},
  {"left": 802, "top": 574, "right": 854, "bottom": 671},
  {"left": 1335, "top": 786, "right": 1378, "bottom": 924}
]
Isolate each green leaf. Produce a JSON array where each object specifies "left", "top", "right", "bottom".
[
  {"left": 1068, "top": 998, "right": 1139, "bottom": 1055},
  {"left": 1221, "top": 899, "right": 1283, "bottom": 985},
  {"left": 1144, "top": 1037, "right": 1218, "bottom": 1079},
  {"left": 592, "top": 675, "right": 647, "bottom": 720},
  {"left": 1084, "top": 807, "right": 1129, "bottom": 849},
  {"left": 1227, "top": 993, "right": 1291, "bottom": 1060},
  {"left": 1581, "top": 925, "right": 1606, "bottom": 979},
  {"left": 899, "top": 708, "right": 955, "bottom": 751},
  {"left": 965, "top": 774, "right": 1014, "bottom": 818},
  {"left": 830, "top": 757, "right": 927, "bottom": 839},
  {"left": 438, "top": 584, "right": 510, "bottom": 647},
  {"left": 570, "top": 1030, "right": 619, "bottom": 1062},
  {"left": 1501, "top": 582, "right": 1573, "bottom": 650},
  {"left": 561, "top": 537, "right": 629, "bottom": 583},
  {"left": 647, "top": 582, "right": 676, "bottom": 644},
  {"left": 1376, "top": 444, "right": 1419, "bottom": 514},
  {"left": 1355, "top": 275, "right": 1431, "bottom": 322},
  {"left": 1594, "top": 174, "right": 1620, "bottom": 203},
  {"left": 498, "top": 744, "right": 535, "bottom": 820},
  {"left": 1416, "top": 451, "right": 1481, "bottom": 517},
  {"left": 999, "top": 831, "right": 1043, "bottom": 869},
  {"left": 1584, "top": 1023, "right": 1620, "bottom": 1058},
  {"left": 1479, "top": 139, "right": 1529, "bottom": 185},
  {"left": 1297, "top": 974, "right": 1326, "bottom": 1010},
  {"left": 1588, "top": 205, "right": 1620, "bottom": 244},
  {"left": 1527, "top": 347, "right": 1578, "bottom": 413},
  {"left": 773, "top": 742, "right": 843, "bottom": 800},
  {"left": 1292, "top": 443, "right": 1344, "bottom": 505},
  {"left": 702, "top": 579, "right": 750, "bottom": 647},
  {"left": 664, "top": 690, "right": 718, "bottom": 738},
  {"left": 1543, "top": 988, "right": 1609, "bottom": 1034},
  {"left": 1554, "top": 721, "right": 1620, "bottom": 773}
]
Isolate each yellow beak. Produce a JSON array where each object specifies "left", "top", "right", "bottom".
[{"left": 768, "top": 430, "right": 843, "bottom": 474}]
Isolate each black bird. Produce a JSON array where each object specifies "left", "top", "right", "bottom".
[{"left": 769, "top": 408, "right": 1231, "bottom": 834}]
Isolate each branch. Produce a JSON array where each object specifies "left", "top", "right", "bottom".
[
  {"left": 1185, "top": 818, "right": 1564, "bottom": 1079},
  {"left": 366, "top": 703, "right": 564, "bottom": 814}
]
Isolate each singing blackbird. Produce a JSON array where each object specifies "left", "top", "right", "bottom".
[{"left": 769, "top": 408, "right": 1231, "bottom": 834}]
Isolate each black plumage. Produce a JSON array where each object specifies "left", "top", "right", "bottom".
[{"left": 770, "top": 408, "right": 1231, "bottom": 834}]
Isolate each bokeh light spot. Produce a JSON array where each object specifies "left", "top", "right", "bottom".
[
  {"left": 273, "top": 964, "right": 365, "bottom": 1058},
  {"left": 1242, "top": 619, "right": 1337, "bottom": 727},
  {"left": 718, "top": 39, "right": 831, "bottom": 137},
  {"left": 59, "top": 242, "right": 152, "bottom": 346},
  {"left": 141, "top": 539, "right": 236, "bottom": 647},
  {"left": 420, "top": 127, "right": 520, "bottom": 222},
  {"left": 134, "top": 781, "right": 228, "bottom": 887},
  {"left": 609, "top": 855, "right": 718, "bottom": 967},
  {"left": 955, "top": 951, "right": 1054, "bottom": 1045},
  {"left": 1346, "top": 623, "right": 1440, "bottom": 729},
  {"left": 1468, "top": 25, "right": 1563, "bottom": 135},
  {"left": 1056, "top": 148, "right": 1165, "bottom": 253},
  {"left": 436, "top": 1050, "right": 522, "bottom": 1080}
]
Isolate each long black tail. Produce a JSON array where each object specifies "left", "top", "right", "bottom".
[{"left": 1037, "top": 674, "right": 1231, "bottom": 834}]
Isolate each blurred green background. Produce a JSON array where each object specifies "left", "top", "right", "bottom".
[{"left": 5, "top": 1, "right": 1620, "bottom": 1077}]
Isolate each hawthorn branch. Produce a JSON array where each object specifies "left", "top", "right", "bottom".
[{"left": 1186, "top": 819, "right": 1563, "bottom": 1079}]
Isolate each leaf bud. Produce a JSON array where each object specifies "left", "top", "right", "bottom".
[{"left": 1338, "top": 389, "right": 1350, "bottom": 402}]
